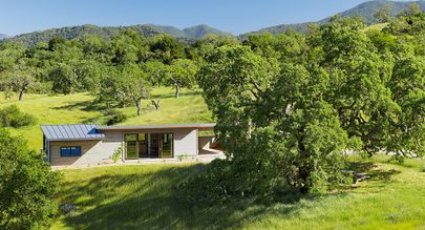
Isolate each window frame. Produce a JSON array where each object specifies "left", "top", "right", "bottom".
[{"left": 60, "top": 146, "right": 82, "bottom": 157}]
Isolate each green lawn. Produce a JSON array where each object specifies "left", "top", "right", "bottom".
[
  {"left": 0, "top": 87, "right": 212, "bottom": 150},
  {"left": 50, "top": 156, "right": 425, "bottom": 230}
]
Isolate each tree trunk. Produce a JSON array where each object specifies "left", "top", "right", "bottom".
[
  {"left": 135, "top": 100, "right": 141, "bottom": 116},
  {"left": 151, "top": 99, "right": 160, "bottom": 110},
  {"left": 18, "top": 90, "right": 25, "bottom": 101},
  {"left": 247, "top": 117, "right": 253, "bottom": 139},
  {"left": 175, "top": 84, "right": 180, "bottom": 98}
]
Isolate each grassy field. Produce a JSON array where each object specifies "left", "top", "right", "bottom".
[
  {"left": 0, "top": 87, "right": 212, "bottom": 150},
  {"left": 50, "top": 156, "right": 425, "bottom": 230}
]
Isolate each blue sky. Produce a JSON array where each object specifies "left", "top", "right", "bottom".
[{"left": 0, "top": 0, "right": 403, "bottom": 35}]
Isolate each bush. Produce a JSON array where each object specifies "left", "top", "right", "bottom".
[
  {"left": 0, "top": 105, "right": 37, "bottom": 128},
  {"left": 112, "top": 147, "right": 122, "bottom": 163},
  {"left": 0, "top": 129, "right": 60, "bottom": 229},
  {"left": 104, "top": 109, "right": 128, "bottom": 126},
  {"left": 28, "top": 81, "right": 53, "bottom": 94}
]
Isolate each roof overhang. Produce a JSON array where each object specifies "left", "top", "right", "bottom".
[
  {"left": 46, "top": 137, "right": 105, "bottom": 142},
  {"left": 97, "top": 123, "right": 216, "bottom": 132}
]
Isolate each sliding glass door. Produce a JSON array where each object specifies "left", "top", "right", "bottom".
[
  {"left": 125, "top": 133, "right": 173, "bottom": 159},
  {"left": 162, "top": 133, "right": 173, "bottom": 158},
  {"left": 138, "top": 133, "right": 148, "bottom": 158},
  {"left": 149, "top": 134, "right": 161, "bottom": 158},
  {"left": 125, "top": 134, "right": 138, "bottom": 160}
]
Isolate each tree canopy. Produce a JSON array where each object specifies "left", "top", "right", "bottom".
[
  {"left": 182, "top": 14, "right": 425, "bottom": 203},
  {"left": 0, "top": 129, "right": 59, "bottom": 229}
]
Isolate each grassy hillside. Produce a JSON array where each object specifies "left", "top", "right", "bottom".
[
  {"left": 50, "top": 156, "right": 425, "bottom": 229},
  {"left": 241, "top": 0, "right": 425, "bottom": 37},
  {"left": 0, "top": 87, "right": 212, "bottom": 151}
]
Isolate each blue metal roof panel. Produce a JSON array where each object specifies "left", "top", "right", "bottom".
[
  {"left": 66, "top": 125, "right": 78, "bottom": 138},
  {"left": 57, "top": 126, "right": 67, "bottom": 139},
  {"left": 41, "top": 124, "right": 104, "bottom": 141}
]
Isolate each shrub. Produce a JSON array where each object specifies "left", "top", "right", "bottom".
[
  {"left": 112, "top": 147, "right": 122, "bottom": 163},
  {"left": 104, "top": 109, "right": 128, "bottom": 126},
  {"left": 0, "top": 129, "right": 60, "bottom": 229},
  {"left": 28, "top": 81, "right": 53, "bottom": 94},
  {"left": 0, "top": 105, "right": 37, "bottom": 128}
]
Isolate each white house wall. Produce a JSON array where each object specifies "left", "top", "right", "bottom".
[
  {"left": 49, "top": 140, "right": 120, "bottom": 166},
  {"left": 173, "top": 128, "right": 198, "bottom": 157}
]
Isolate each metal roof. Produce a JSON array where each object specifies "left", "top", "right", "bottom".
[
  {"left": 41, "top": 124, "right": 105, "bottom": 141},
  {"left": 97, "top": 123, "right": 215, "bottom": 131}
]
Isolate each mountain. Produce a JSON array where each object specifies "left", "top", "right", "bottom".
[
  {"left": 241, "top": 0, "right": 425, "bottom": 38},
  {"left": 3, "top": 24, "right": 233, "bottom": 47},
  {"left": 146, "top": 24, "right": 187, "bottom": 38},
  {"left": 0, "top": 34, "right": 8, "bottom": 40},
  {"left": 333, "top": 0, "right": 425, "bottom": 23},
  {"left": 183, "top": 24, "right": 233, "bottom": 39}
]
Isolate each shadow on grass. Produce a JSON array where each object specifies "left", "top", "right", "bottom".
[
  {"left": 151, "top": 90, "right": 201, "bottom": 99},
  {"left": 58, "top": 161, "right": 402, "bottom": 229},
  {"left": 58, "top": 165, "right": 278, "bottom": 229},
  {"left": 53, "top": 101, "right": 106, "bottom": 112},
  {"left": 347, "top": 162, "right": 401, "bottom": 182}
]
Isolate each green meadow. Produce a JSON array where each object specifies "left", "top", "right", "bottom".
[
  {"left": 0, "top": 87, "right": 212, "bottom": 150},
  {"left": 50, "top": 156, "right": 425, "bottom": 230}
]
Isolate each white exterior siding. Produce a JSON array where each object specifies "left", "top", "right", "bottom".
[
  {"left": 50, "top": 140, "right": 121, "bottom": 166},
  {"left": 173, "top": 128, "right": 198, "bottom": 157},
  {"left": 103, "top": 130, "right": 124, "bottom": 143}
]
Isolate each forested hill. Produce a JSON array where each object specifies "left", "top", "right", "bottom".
[
  {"left": 240, "top": 0, "right": 425, "bottom": 38},
  {"left": 4, "top": 24, "right": 233, "bottom": 47},
  {"left": 330, "top": 0, "right": 425, "bottom": 23},
  {"left": 183, "top": 24, "right": 232, "bottom": 39},
  {"left": 4, "top": 1, "right": 425, "bottom": 45}
]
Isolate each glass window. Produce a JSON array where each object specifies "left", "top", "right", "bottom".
[
  {"left": 162, "top": 133, "right": 173, "bottom": 158},
  {"left": 60, "top": 146, "right": 81, "bottom": 157},
  {"left": 125, "top": 134, "right": 137, "bottom": 141},
  {"left": 138, "top": 133, "right": 146, "bottom": 142},
  {"left": 126, "top": 141, "right": 137, "bottom": 159}
]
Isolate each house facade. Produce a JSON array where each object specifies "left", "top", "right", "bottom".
[{"left": 41, "top": 123, "right": 217, "bottom": 166}]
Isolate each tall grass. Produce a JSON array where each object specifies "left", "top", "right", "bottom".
[{"left": 50, "top": 160, "right": 425, "bottom": 230}]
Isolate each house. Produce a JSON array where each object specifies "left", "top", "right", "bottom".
[{"left": 41, "top": 123, "right": 219, "bottom": 166}]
